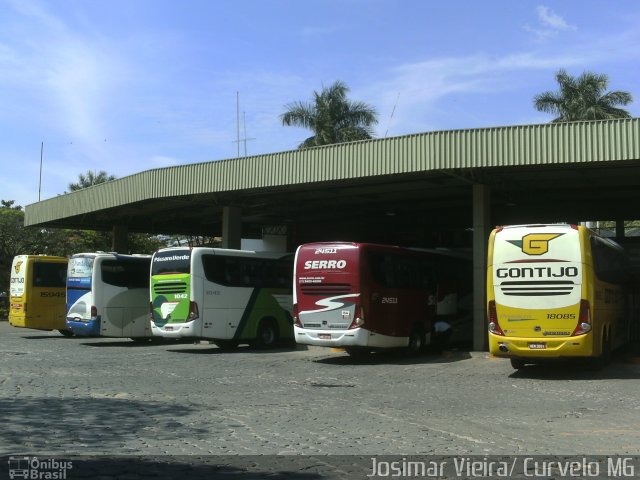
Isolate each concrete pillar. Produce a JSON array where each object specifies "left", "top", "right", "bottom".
[
  {"left": 616, "top": 220, "right": 625, "bottom": 242},
  {"left": 222, "top": 206, "right": 242, "bottom": 249},
  {"left": 472, "top": 184, "right": 491, "bottom": 351},
  {"left": 112, "top": 225, "right": 128, "bottom": 253}
]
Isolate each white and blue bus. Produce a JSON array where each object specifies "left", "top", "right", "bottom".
[{"left": 66, "top": 253, "right": 153, "bottom": 340}]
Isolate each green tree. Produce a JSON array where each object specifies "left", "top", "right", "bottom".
[
  {"left": 281, "top": 80, "right": 378, "bottom": 148},
  {"left": 534, "top": 69, "right": 633, "bottom": 122},
  {"left": 68, "top": 170, "right": 116, "bottom": 191}
]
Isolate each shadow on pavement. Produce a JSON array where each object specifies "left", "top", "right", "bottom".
[
  {"left": 0, "top": 397, "right": 208, "bottom": 457},
  {"left": 508, "top": 357, "right": 640, "bottom": 380},
  {"left": 312, "top": 349, "right": 473, "bottom": 366}
]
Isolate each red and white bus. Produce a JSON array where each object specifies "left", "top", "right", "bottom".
[{"left": 293, "top": 242, "right": 472, "bottom": 355}]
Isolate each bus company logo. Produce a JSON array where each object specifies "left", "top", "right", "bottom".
[
  {"left": 8, "top": 456, "right": 72, "bottom": 479},
  {"left": 14, "top": 261, "right": 23, "bottom": 274},
  {"left": 315, "top": 247, "right": 337, "bottom": 254},
  {"left": 304, "top": 260, "right": 347, "bottom": 269},
  {"left": 153, "top": 255, "right": 190, "bottom": 262},
  {"left": 507, "top": 233, "right": 564, "bottom": 256}
]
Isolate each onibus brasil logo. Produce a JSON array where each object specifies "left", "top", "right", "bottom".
[
  {"left": 507, "top": 233, "right": 564, "bottom": 256},
  {"left": 8, "top": 456, "right": 72, "bottom": 479}
]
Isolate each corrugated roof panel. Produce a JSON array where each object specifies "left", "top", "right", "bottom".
[{"left": 24, "top": 119, "right": 640, "bottom": 226}]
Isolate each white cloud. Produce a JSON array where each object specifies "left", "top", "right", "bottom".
[
  {"left": 525, "top": 5, "right": 577, "bottom": 42},
  {"left": 537, "top": 6, "right": 576, "bottom": 31}
]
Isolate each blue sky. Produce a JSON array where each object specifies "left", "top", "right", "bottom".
[{"left": 2, "top": 0, "right": 639, "bottom": 208}]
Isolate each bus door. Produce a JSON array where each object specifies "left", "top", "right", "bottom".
[{"left": 201, "top": 255, "right": 253, "bottom": 339}]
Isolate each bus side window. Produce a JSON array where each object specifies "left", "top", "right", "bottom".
[{"left": 591, "top": 237, "right": 629, "bottom": 284}]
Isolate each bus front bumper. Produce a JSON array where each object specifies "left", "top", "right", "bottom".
[
  {"left": 294, "top": 326, "right": 408, "bottom": 349},
  {"left": 489, "top": 333, "right": 593, "bottom": 359},
  {"left": 66, "top": 318, "right": 101, "bottom": 336},
  {"left": 151, "top": 320, "right": 196, "bottom": 338}
]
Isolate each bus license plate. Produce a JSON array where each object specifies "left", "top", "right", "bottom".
[
  {"left": 528, "top": 342, "right": 546, "bottom": 349},
  {"left": 318, "top": 334, "right": 331, "bottom": 340},
  {"left": 164, "top": 326, "right": 173, "bottom": 331}
]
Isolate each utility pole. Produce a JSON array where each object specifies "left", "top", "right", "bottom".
[{"left": 38, "top": 141, "right": 43, "bottom": 201}]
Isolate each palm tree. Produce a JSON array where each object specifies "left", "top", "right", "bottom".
[
  {"left": 68, "top": 170, "right": 116, "bottom": 192},
  {"left": 534, "top": 69, "right": 633, "bottom": 122},
  {"left": 281, "top": 80, "right": 378, "bottom": 148}
]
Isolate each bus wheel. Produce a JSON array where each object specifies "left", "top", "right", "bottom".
[
  {"left": 214, "top": 339, "right": 239, "bottom": 350},
  {"left": 58, "top": 329, "right": 74, "bottom": 337},
  {"left": 130, "top": 337, "right": 152, "bottom": 343},
  {"left": 407, "top": 327, "right": 425, "bottom": 355},
  {"left": 254, "top": 319, "right": 279, "bottom": 349},
  {"left": 590, "top": 333, "right": 612, "bottom": 369},
  {"left": 510, "top": 358, "right": 526, "bottom": 370}
]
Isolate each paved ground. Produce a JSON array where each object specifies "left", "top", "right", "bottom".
[{"left": 1, "top": 320, "right": 639, "bottom": 478}]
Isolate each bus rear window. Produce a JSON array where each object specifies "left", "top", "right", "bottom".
[
  {"left": 32, "top": 262, "right": 67, "bottom": 288},
  {"left": 152, "top": 251, "right": 191, "bottom": 275}
]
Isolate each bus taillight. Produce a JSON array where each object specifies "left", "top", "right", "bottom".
[
  {"left": 188, "top": 301, "right": 199, "bottom": 321},
  {"left": 293, "top": 304, "right": 302, "bottom": 327},
  {"left": 90, "top": 305, "right": 98, "bottom": 320},
  {"left": 349, "top": 305, "right": 365, "bottom": 329},
  {"left": 572, "top": 300, "right": 592, "bottom": 336},
  {"left": 487, "top": 300, "right": 504, "bottom": 335}
]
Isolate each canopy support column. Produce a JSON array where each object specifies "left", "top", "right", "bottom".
[
  {"left": 112, "top": 225, "right": 128, "bottom": 253},
  {"left": 222, "top": 206, "right": 242, "bottom": 249},
  {"left": 472, "top": 184, "right": 491, "bottom": 351}
]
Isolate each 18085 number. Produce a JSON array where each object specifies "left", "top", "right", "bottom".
[{"left": 547, "top": 313, "right": 576, "bottom": 319}]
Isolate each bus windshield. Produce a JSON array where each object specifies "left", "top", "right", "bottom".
[{"left": 151, "top": 250, "right": 191, "bottom": 275}]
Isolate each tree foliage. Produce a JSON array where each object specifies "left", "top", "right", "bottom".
[
  {"left": 68, "top": 170, "right": 116, "bottom": 191},
  {"left": 534, "top": 70, "right": 633, "bottom": 122},
  {"left": 281, "top": 80, "right": 378, "bottom": 148},
  {"left": 0, "top": 169, "right": 167, "bottom": 298}
]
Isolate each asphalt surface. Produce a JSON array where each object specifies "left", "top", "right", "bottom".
[{"left": 1, "top": 320, "right": 639, "bottom": 479}]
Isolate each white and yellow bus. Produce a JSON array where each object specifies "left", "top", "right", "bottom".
[
  {"left": 487, "top": 224, "right": 631, "bottom": 369},
  {"left": 9, "top": 255, "right": 71, "bottom": 336}
]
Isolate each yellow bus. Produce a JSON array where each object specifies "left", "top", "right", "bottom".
[
  {"left": 487, "top": 224, "right": 630, "bottom": 369},
  {"left": 9, "top": 255, "right": 72, "bottom": 336}
]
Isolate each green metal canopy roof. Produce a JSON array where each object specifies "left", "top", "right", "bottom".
[{"left": 24, "top": 118, "right": 640, "bottom": 237}]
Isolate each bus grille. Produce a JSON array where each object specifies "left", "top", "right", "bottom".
[
  {"left": 300, "top": 283, "right": 351, "bottom": 295},
  {"left": 499, "top": 280, "right": 575, "bottom": 296},
  {"left": 154, "top": 282, "right": 187, "bottom": 294}
]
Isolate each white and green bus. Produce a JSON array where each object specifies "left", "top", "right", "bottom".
[{"left": 150, "top": 247, "right": 294, "bottom": 349}]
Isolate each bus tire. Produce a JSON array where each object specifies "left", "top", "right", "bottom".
[
  {"left": 130, "top": 337, "right": 151, "bottom": 343},
  {"left": 58, "top": 329, "right": 74, "bottom": 337},
  {"left": 253, "top": 318, "right": 279, "bottom": 349},
  {"left": 214, "top": 339, "right": 239, "bottom": 350},
  {"left": 407, "top": 327, "right": 425, "bottom": 355},
  {"left": 590, "top": 332, "right": 612, "bottom": 369},
  {"left": 510, "top": 358, "right": 526, "bottom": 370}
]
